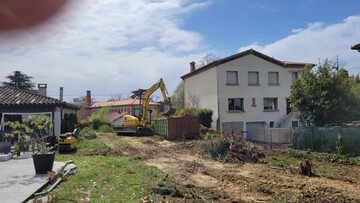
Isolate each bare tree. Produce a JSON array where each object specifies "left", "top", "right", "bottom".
[
  {"left": 199, "top": 52, "right": 220, "bottom": 67},
  {"left": 186, "top": 91, "right": 200, "bottom": 108},
  {"left": 107, "top": 94, "right": 123, "bottom": 101}
]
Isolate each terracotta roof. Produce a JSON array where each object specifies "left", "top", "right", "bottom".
[
  {"left": 90, "top": 98, "right": 159, "bottom": 108},
  {"left": 181, "top": 49, "right": 314, "bottom": 80},
  {"left": 0, "top": 86, "right": 79, "bottom": 109},
  {"left": 72, "top": 101, "right": 94, "bottom": 108}
]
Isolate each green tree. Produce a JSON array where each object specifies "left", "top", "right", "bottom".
[
  {"left": 349, "top": 74, "right": 360, "bottom": 120},
  {"left": 171, "top": 80, "right": 184, "bottom": 109},
  {"left": 90, "top": 107, "right": 111, "bottom": 131},
  {"left": 130, "top": 89, "right": 146, "bottom": 99},
  {"left": 290, "top": 60, "right": 359, "bottom": 127},
  {"left": 2, "top": 71, "right": 35, "bottom": 90}
]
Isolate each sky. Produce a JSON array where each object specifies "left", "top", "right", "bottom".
[{"left": 0, "top": 0, "right": 359, "bottom": 102}]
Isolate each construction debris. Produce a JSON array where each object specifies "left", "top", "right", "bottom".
[{"left": 199, "top": 125, "right": 265, "bottom": 164}]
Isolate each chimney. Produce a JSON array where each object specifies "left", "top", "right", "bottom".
[
  {"left": 190, "top": 61, "right": 196, "bottom": 72},
  {"left": 86, "top": 90, "right": 92, "bottom": 107},
  {"left": 60, "top": 87, "right": 64, "bottom": 102},
  {"left": 37, "top": 84, "right": 47, "bottom": 97}
]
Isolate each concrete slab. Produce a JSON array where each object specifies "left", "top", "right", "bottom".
[
  {"left": 0, "top": 152, "right": 64, "bottom": 203},
  {"left": 0, "top": 154, "right": 13, "bottom": 161}
]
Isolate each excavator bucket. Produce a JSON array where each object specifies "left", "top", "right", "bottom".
[{"left": 159, "top": 101, "right": 176, "bottom": 116}]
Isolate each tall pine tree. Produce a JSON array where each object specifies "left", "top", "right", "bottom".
[{"left": 2, "top": 71, "right": 35, "bottom": 90}]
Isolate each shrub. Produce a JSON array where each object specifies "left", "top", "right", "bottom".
[
  {"left": 61, "top": 113, "right": 78, "bottom": 134},
  {"left": 202, "top": 138, "right": 230, "bottom": 160},
  {"left": 91, "top": 118, "right": 102, "bottom": 131},
  {"left": 79, "top": 127, "right": 97, "bottom": 140},
  {"left": 176, "top": 108, "right": 213, "bottom": 128},
  {"left": 336, "top": 133, "right": 344, "bottom": 155},
  {"left": 198, "top": 109, "right": 213, "bottom": 128},
  {"left": 176, "top": 108, "right": 198, "bottom": 117},
  {"left": 98, "top": 124, "right": 113, "bottom": 133}
]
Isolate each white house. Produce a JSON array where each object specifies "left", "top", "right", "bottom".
[{"left": 181, "top": 49, "right": 313, "bottom": 140}]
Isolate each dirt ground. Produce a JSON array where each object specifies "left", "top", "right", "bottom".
[{"left": 99, "top": 134, "right": 360, "bottom": 203}]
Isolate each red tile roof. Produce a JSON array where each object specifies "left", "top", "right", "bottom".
[
  {"left": 0, "top": 86, "right": 78, "bottom": 109},
  {"left": 90, "top": 98, "right": 159, "bottom": 108}
]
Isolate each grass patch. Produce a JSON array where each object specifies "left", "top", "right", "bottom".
[
  {"left": 77, "top": 139, "right": 107, "bottom": 151},
  {"left": 347, "top": 157, "right": 360, "bottom": 165},
  {"left": 313, "top": 166, "right": 343, "bottom": 174},
  {"left": 52, "top": 133, "right": 170, "bottom": 202},
  {"left": 285, "top": 149, "right": 360, "bottom": 165},
  {"left": 97, "top": 133, "right": 130, "bottom": 148},
  {"left": 54, "top": 155, "right": 168, "bottom": 203},
  {"left": 266, "top": 156, "right": 299, "bottom": 167}
]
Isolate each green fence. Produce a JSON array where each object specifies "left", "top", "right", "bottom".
[
  {"left": 293, "top": 127, "right": 360, "bottom": 155},
  {"left": 153, "top": 118, "right": 168, "bottom": 137}
]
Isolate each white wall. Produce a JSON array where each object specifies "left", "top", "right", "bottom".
[
  {"left": 217, "top": 54, "right": 302, "bottom": 132},
  {"left": 184, "top": 53, "right": 304, "bottom": 132},
  {"left": 54, "top": 107, "right": 61, "bottom": 136},
  {"left": 184, "top": 66, "right": 218, "bottom": 128},
  {"left": 54, "top": 107, "right": 77, "bottom": 136}
]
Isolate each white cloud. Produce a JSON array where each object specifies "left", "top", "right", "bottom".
[
  {"left": 238, "top": 16, "right": 360, "bottom": 74},
  {"left": 0, "top": 0, "right": 210, "bottom": 102}
]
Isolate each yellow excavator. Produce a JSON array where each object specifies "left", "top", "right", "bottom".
[
  {"left": 114, "top": 78, "right": 176, "bottom": 135},
  {"left": 58, "top": 128, "right": 78, "bottom": 152}
]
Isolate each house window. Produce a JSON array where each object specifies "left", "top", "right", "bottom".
[
  {"left": 292, "top": 121, "right": 299, "bottom": 128},
  {"left": 269, "top": 121, "right": 274, "bottom": 128},
  {"left": 248, "top": 71, "right": 259, "bottom": 85},
  {"left": 134, "top": 108, "right": 141, "bottom": 118},
  {"left": 292, "top": 72, "right": 299, "bottom": 81},
  {"left": 268, "top": 72, "right": 279, "bottom": 85},
  {"left": 228, "top": 98, "right": 244, "bottom": 111},
  {"left": 264, "top": 98, "right": 278, "bottom": 111},
  {"left": 226, "top": 71, "right": 238, "bottom": 85}
]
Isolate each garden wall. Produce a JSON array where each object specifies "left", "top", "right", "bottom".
[{"left": 252, "top": 128, "right": 294, "bottom": 144}]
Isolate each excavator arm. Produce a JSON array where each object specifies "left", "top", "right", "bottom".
[{"left": 139, "top": 78, "right": 176, "bottom": 126}]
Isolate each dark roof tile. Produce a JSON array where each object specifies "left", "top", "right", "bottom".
[{"left": 0, "top": 86, "right": 79, "bottom": 109}]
